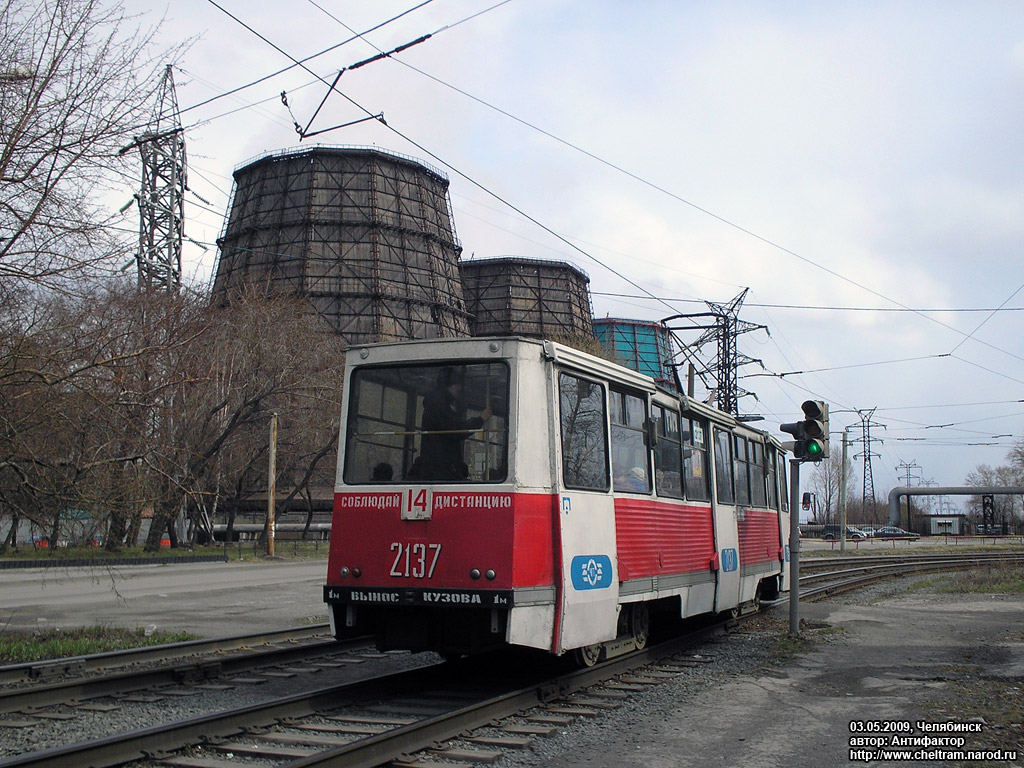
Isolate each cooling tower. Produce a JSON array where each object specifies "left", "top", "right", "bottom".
[
  {"left": 212, "top": 146, "right": 469, "bottom": 342},
  {"left": 594, "top": 318, "right": 679, "bottom": 392},
  {"left": 459, "top": 256, "right": 594, "bottom": 340}
]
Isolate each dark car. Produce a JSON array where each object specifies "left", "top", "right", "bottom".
[
  {"left": 821, "top": 524, "right": 867, "bottom": 541},
  {"left": 873, "top": 526, "right": 920, "bottom": 539}
]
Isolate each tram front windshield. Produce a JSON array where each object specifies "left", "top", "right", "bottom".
[{"left": 343, "top": 362, "right": 509, "bottom": 485}]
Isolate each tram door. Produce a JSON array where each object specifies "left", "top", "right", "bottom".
[
  {"left": 711, "top": 427, "right": 741, "bottom": 611},
  {"left": 554, "top": 372, "right": 620, "bottom": 652}
]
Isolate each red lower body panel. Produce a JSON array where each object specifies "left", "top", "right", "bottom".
[
  {"left": 614, "top": 498, "right": 715, "bottom": 580},
  {"left": 739, "top": 509, "right": 782, "bottom": 566}
]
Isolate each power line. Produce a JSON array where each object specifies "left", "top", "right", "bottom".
[
  {"left": 592, "top": 291, "right": 1024, "bottom": 314},
  {"left": 179, "top": 1, "right": 437, "bottom": 121},
  {"left": 948, "top": 279, "right": 1024, "bottom": 355},
  {"left": 201, "top": 2, "right": 700, "bottom": 329}
]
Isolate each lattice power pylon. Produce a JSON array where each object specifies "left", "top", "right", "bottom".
[
  {"left": 664, "top": 288, "right": 766, "bottom": 416},
  {"left": 132, "top": 65, "right": 186, "bottom": 292},
  {"left": 854, "top": 408, "right": 885, "bottom": 517}
]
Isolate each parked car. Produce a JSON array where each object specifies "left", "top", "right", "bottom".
[
  {"left": 858, "top": 526, "right": 877, "bottom": 537},
  {"left": 872, "top": 526, "right": 920, "bottom": 539},
  {"left": 821, "top": 524, "right": 867, "bottom": 541}
]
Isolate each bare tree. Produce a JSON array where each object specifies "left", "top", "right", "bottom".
[
  {"left": 0, "top": 281, "right": 204, "bottom": 551},
  {"left": 807, "top": 451, "right": 854, "bottom": 525},
  {"left": 0, "top": 0, "right": 180, "bottom": 290},
  {"left": 0, "top": 280, "right": 347, "bottom": 554}
]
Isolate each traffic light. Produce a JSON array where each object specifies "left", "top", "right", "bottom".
[{"left": 780, "top": 400, "right": 829, "bottom": 462}]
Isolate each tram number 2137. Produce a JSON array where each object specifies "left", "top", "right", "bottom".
[{"left": 390, "top": 542, "right": 442, "bottom": 579}]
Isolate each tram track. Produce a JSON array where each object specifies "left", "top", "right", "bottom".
[
  {"left": 0, "top": 633, "right": 378, "bottom": 716},
  {"left": 1, "top": 550, "right": 1021, "bottom": 768},
  {"left": 799, "top": 550, "right": 1024, "bottom": 599},
  {"left": 0, "top": 624, "right": 333, "bottom": 685},
  {"left": 0, "top": 621, "right": 729, "bottom": 768}
]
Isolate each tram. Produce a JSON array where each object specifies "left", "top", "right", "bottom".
[{"left": 323, "top": 336, "right": 790, "bottom": 664}]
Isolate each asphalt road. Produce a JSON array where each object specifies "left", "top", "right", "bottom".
[{"left": 1, "top": 559, "right": 330, "bottom": 637}]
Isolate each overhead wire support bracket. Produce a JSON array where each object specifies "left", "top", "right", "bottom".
[
  {"left": 301, "top": 112, "right": 386, "bottom": 140},
  {"left": 296, "top": 34, "right": 432, "bottom": 141}
]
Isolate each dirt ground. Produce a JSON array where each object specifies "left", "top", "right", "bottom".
[{"left": 522, "top": 590, "right": 1024, "bottom": 768}]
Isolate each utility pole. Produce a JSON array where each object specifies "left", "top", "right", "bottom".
[
  {"left": 789, "top": 459, "right": 802, "bottom": 636},
  {"left": 839, "top": 427, "right": 850, "bottom": 551},
  {"left": 267, "top": 413, "right": 278, "bottom": 557}
]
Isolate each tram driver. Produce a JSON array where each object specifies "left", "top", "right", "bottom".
[{"left": 417, "top": 368, "right": 491, "bottom": 480}]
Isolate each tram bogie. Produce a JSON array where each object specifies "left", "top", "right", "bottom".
[{"left": 324, "top": 337, "right": 790, "bottom": 662}]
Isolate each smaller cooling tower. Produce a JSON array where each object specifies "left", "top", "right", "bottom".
[
  {"left": 459, "top": 257, "right": 594, "bottom": 340},
  {"left": 212, "top": 146, "right": 469, "bottom": 343},
  {"left": 594, "top": 318, "right": 678, "bottom": 392}
]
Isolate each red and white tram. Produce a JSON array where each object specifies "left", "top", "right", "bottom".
[{"left": 323, "top": 337, "right": 791, "bottom": 664}]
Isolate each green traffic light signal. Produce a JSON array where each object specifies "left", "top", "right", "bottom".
[{"left": 779, "top": 400, "right": 829, "bottom": 462}]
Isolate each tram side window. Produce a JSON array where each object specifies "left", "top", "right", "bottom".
[
  {"left": 749, "top": 441, "right": 767, "bottom": 507},
  {"left": 766, "top": 447, "right": 779, "bottom": 510},
  {"left": 714, "top": 428, "right": 735, "bottom": 505},
  {"left": 610, "top": 389, "right": 651, "bottom": 493},
  {"left": 653, "top": 405, "right": 682, "bottom": 498},
  {"left": 559, "top": 373, "right": 609, "bottom": 491},
  {"left": 683, "top": 416, "right": 711, "bottom": 501},
  {"left": 733, "top": 435, "right": 751, "bottom": 506}
]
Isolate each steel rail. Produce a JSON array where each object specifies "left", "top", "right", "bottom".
[
  {"left": 0, "top": 663, "right": 449, "bottom": 768},
  {"left": 282, "top": 624, "right": 729, "bottom": 768},
  {"left": 801, "top": 550, "right": 1024, "bottom": 573},
  {"left": 801, "top": 551, "right": 1024, "bottom": 581},
  {"left": 0, "top": 623, "right": 331, "bottom": 684},
  {"left": 799, "top": 551, "right": 1024, "bottom": 599},
  {"left": 0, "top": 625, "right": 728, "bottom": 768},
  {"left": 0, "top": 635, "right": 374, "bottom": 716}
]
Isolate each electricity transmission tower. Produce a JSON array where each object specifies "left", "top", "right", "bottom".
[
  {"left": 854, "top": 408, "right": 885, "bottom": 518},
  {"left": 664, "top": 288, "right": 766, "bottom": 417},
  {"left": 126, "top": 65, "right": 187, "bottom": 292}
]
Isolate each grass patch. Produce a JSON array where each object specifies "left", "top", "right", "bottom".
[
  {"left": 923, "top": 565, "right": 1024, "bottom": 594},
  {"left": 771, "top": 632, "right": 810, "bottom": 659},
  {"left": 0, "top": 627, "right": 198, "bottom": 665}
]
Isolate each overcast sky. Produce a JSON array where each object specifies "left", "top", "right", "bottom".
[{"left": 118, "top": 0, "right": 1024, "bottom": 512}]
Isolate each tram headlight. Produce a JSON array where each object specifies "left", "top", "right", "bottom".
[
  {"left": 339, "top": 567, "right": 350, "bottom": 578},
  {"left": 485, "top": 569, "right": 496, "bottom": 581},
  {"left": 470, "top": 569, "right": 481, "bottom": 580}
]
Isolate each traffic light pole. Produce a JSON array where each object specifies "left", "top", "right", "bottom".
[{"left": 789, "top": 457, "right": 801, "bottom": 636}]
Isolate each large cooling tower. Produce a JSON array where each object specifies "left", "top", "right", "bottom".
[
  {"left": 212, "top": 146, "right": 469, "bottom": 342},
  {"left": 459, "top": 256, "right": 594, "bottom": 340},
  {"left": 593, "top": 318, "right": 678, "bottom": 392}
]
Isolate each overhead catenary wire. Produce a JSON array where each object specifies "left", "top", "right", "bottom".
[
  {"left": 188, "top": 2, "right": 1021, "bottom": 379},
  {"left": 201, "top": 0, "right": 722, "bottom": 386},
  {"left": 159, "top": 5, "right": 1020, "bottom": 477}
]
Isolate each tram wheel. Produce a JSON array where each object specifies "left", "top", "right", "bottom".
[
  {"left": 630, "top": 603, "right": 650, "bottom": 650},
  {"left": 574, "top": 643, "right": 602, "bottom": 667}
]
